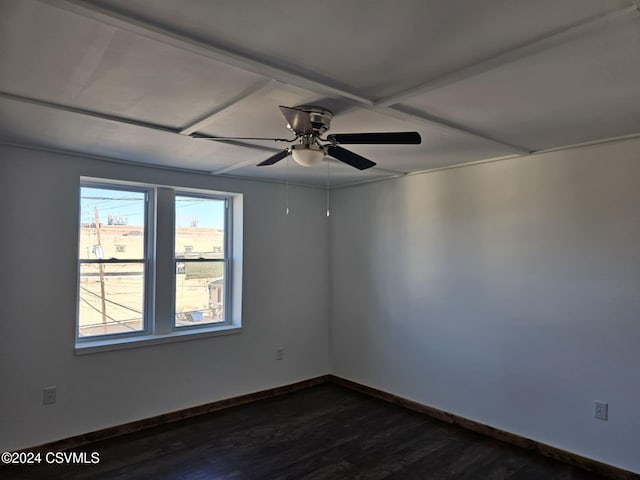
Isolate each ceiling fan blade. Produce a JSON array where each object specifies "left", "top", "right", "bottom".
[
  {"left": 279, "top": 106, "right": 314, "bottom": 135},
  {"left": 192, "top": 133, "right": 294, "bottom": 142},
  {"left": 327, "top": 132, "right": 421, "bottom": 145},
  {"left": 327, "top": 145, "right": 376, "bottom": 170},
  {"left": 257, "top": 148, "right": 290, "bottom": 166}
]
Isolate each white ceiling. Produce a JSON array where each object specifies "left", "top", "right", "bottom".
[{"left": 1, "top": 0, "right": 639, "bottom": 187}]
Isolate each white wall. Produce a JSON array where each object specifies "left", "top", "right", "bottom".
[
  {"left": 0, "top": 145, "right": 330, "bottom": 451},
  {"left": 3, "top": 138, "right": 639, "bottom": 473},
  {"left": 329, "top": 138, "right": 640, "bottom": 473}
]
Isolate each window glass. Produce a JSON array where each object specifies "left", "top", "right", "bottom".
[
  {"left": 78, "top": 263, "right": 145, "bottom": 336},
  {"left": 79, "top": 187, "right": 146, "bottom": 260},
  {"left": 78, "top": 186, "right": 146, "bottom": 338},
  {"left": 175, "top": 195, "right": 226, "bottom": 327},
  {"left": 175, "top": 261, "right": 225, "bottom": 326},
  {"left": 175, "top": 196, "right": 225, "bottom": 256}
]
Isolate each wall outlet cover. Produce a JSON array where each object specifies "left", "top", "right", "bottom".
[
  {"left": 43, "top": 386, "right": 57, "bottom": 405},
  {"left": 594, "top": 401, "right": 608, "bottom": 421}
]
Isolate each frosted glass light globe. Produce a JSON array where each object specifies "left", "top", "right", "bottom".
[{"left": 291, "top": 146, "right": 324, "bottom": 166}]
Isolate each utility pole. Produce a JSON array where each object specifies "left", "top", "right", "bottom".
[{"left": 94, "top": 207, "right": 107, "bottom": 334}]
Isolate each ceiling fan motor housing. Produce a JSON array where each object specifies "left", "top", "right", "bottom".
[{"left": 295, "top": 105, "right": 333, "bottom": 135}]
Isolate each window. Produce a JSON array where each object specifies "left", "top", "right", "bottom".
[
  {"left": 76, "top": 179, "right": 242, "bottom": 352},
  {"left": 174, "top": 194, "right": 228, "bottom": 327},
  {"left": 78, "top": 185, "right": 148, "bottom": 337}
]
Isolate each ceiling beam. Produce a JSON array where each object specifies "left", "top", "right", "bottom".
[
  {"left": 39, "top": 0, "right": 537, "bottom": 154},
  {"left": 39, "top": 0, "right": 374, "bottom": 106},
  {"left": 0, "top": 90, "right": 176, "bottom": 133},
  {"left": 179, "top": 79, "right": 273, "bottom": 135},
  {"left": 332, "top": 130, "right": 640, "bottom": 189},
  {"left": 0, "top": 89, "right": 528, "bottom": 175},
  {"left": 376, "top": 3, "right": 639, "bottom": 107},
  {"left": 1, "top": 87, "right": 529, "bottom": 171},
  {"left": 210, "top": 157, "right": 264, "bottom": 175},
  {"left": 376, "top": 105, "right": 532, "bottom": 155},
  {"left": 0, "top": 90, "right": 281, "bottom": 154},
  {"left": 0, "top": 90, "right": 404, "bottom": 178},
  {"left": 36, "top": 0, "right": 633, "bottom": 165}
]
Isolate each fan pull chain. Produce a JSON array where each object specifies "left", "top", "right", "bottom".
[
  {"left": 286, "top": 156, "right": 290, "bottom": 216},
  {"left": 326, "top": 158, "right": 330, "bottom": 217}
]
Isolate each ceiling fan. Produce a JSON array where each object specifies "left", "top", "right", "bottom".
[{"left": 192, "top": 105, "right": 421, "bottom": 170}]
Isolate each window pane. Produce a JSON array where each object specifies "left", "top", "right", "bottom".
[
  {"left": 175, "top": 261, "right": 225, "bottom": 327},
  {"left": 80, "top": 187, "right": 146, "bottom": 260},
  {"left": 175, "top": 196, "right": 225, "bottom": 257},
  {"left": 78, "top": 263, "right": 145, "bottom": 337}
]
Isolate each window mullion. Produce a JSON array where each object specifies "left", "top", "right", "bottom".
[{"left": 154, "top": 187, "right": 175, "bottom": 334}]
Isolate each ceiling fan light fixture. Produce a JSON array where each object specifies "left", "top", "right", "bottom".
[{"left": 291, "top": 144, "right": 325, "bottom": 167}]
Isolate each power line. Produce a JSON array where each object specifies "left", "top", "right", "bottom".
[
  {"left": 80, "top": 285, "right": 143, "bottom": 314},
  {"left": 81, "top": 196, "right": 144, "bottom": 201},
  {"left": 78, "top": 296, "right": 140, "bottom": 332}
]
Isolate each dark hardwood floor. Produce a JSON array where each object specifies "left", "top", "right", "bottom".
[{"left": 8, "top": 383, "right": 609, "bottom": 479}]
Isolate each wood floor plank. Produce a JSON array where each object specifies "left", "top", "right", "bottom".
[{"left": 6, "top": 384, "right": 614, "bottom": 480}]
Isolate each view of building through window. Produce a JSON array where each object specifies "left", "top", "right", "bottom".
[
  {"left": 78, "top": 186, "right": 147, "bottom": 337},
  {"left": 174, "top": 195, "right": 226, "bottom": 327},
  {"left": 78, "top": 186, "right": 228, "bottom": 338}
]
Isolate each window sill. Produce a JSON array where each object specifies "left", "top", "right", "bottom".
[{"left": 75, "top": 324, "right": 242, "bottom": 355}]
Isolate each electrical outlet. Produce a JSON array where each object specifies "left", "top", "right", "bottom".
[
  {"left": 43, "top": 387, "right": 57, "bottom": 405},
  {"left": 275, "top": 348, "right": 284, "bottom": 360},
  {"left": 594, "top": 401, "right": 608, "bottom": 421}
]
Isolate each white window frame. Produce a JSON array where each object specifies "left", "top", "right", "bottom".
[
  {"left": 172, "top": 190, "right": 232, "bottom": 332},
  {"left": 76, "top": 178, "right": 243, "bottom": 354}
]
